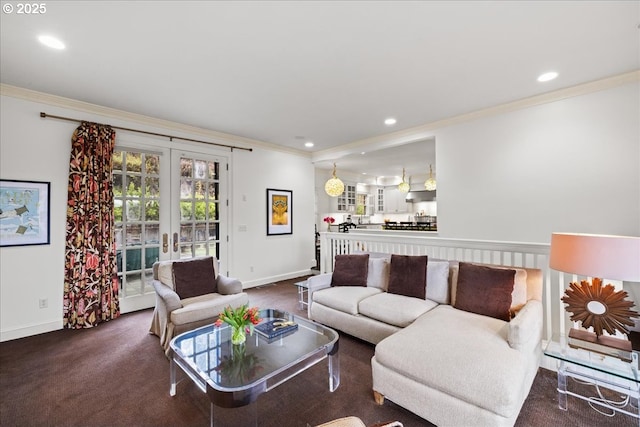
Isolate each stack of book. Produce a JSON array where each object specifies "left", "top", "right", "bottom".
[{"left": 255, "top": 319, "right": 298, "bottom": 340}]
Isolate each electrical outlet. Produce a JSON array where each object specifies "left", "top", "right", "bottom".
[
  {"left": 250, "top": 266, "right": 254, "bottom": 273},
  {"left": 39, "top": 298, "right": 48, "bottom": 309}
]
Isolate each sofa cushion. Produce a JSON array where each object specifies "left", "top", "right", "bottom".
[
  {"left": 359, "top": 293, "right": 438, "bottom": 327},
  {"left": 331, "top": 254, "right": 370, "bottom": 287},
  {"left": 313, "top": 286, "right": 382, "bottom": 315},
  {"left": 425, "top": 260, "right": 450, "bottom": 304},
  {"left": 454, "top": 262, "right": 515, "bottom": 322},
  {"left": 367, "top": 257, "right": 390, "bottom": 290},
  {"left": 375, "top": 305, "right": 525, "bottom": 418},
  {"left": 387, "top": 255, "right": 428, "bottom": 299},
  {"left": 172, "top": 257, "right": 218, "bottom": 299}
]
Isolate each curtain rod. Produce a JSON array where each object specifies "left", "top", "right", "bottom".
[{"left": 39, "top": 112, "right": 253, "bottom": 152}]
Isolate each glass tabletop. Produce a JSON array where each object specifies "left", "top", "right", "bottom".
[
  {"left": 293, "top": 280, "right": 309, "bottom": 289},
  {"left": 544, "top": 333, "right": 639, "bottom": 383},
  {"left": 170, "top": 308, "right": 338, "bottom": 391}
]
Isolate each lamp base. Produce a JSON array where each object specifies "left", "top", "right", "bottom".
[{"left": 568, "top": 328, "right": 632, "bottom": 362}]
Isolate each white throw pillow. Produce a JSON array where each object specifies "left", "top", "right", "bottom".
[
  {"left": 426, "top": 261, "right": 451, "bottom": 304},
  {"left": 367, "top": 257, "right": 390, "bottom": 290}
]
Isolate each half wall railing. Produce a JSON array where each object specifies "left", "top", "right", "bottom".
[{"left": 319, "top": 231, "right": 571, "bottom": 343}]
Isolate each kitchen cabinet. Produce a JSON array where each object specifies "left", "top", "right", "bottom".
[
  {"left": 375, "top": 187, "right": 385, "bottom": 213},
  {"left": 336, "top": 183, "right": 356, "bottom": 212},
  {"left": 384, "top": 186, "right": 409, "bottom": 213}
]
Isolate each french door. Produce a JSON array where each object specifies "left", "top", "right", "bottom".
[{"left": 113, "top": 147, "right": 228, "bottom": 313}]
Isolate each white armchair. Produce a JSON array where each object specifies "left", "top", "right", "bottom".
[{"left": 149, "top": 256, "right": 249, "bottom": 354}]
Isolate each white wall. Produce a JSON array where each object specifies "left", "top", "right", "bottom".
[
  {"left": 0, "top": 91, "right": 315, "bottom": 341},
  {"left": 435, "top": 82, "right": 640, "bottom": 243},
  {"left": 313, "top": 81, "right": 639, "bottom": 244},
  {"left": 231, "top": 148, "right": 316, "bottom": 287}
]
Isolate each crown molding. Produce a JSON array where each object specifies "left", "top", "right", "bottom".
[
  {"left": 312, "top": 70, "right": 640, "bottom": 163},
  {"left": 0, "top": 83, "right": 310, "bottom": 158}
]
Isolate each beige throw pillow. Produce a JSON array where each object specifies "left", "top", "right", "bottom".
[{"left": 367, "top": 257, "right": 390, "bottom": 290}]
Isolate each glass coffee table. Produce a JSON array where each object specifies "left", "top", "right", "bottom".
[
  {"left": 169, "top": 308, "right": 340, "bottom": 426},
  {"left": 544, "top": 334, "right": 639, "bottom": 422}
]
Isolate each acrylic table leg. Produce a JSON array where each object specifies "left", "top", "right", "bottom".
[
  {"left": 328, "top": 351, "right": 340, "bottom": 392},
  {"left": 170, "top": 358, "right": 177, "bottom": 396},
  {"left": 298, "top": 287, "right": 304, "bottom": 310},
  {"left": 557, "top": 360, "right": 568, "bottom": 411}
]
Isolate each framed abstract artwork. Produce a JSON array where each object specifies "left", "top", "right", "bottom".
[
  {"left": 266, "top": 188, "right": 292, "bottom": 235},
  {"left": 0, "top": 179, "right": 51, "bottom": 247}
]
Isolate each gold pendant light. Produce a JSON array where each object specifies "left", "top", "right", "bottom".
[
  {"left": 325, "top": 163, "right": 345, "bottom": 197},
  {"left": 424, "top": 164, "right": 436, "bottom": 191},
  {"left": 398, "top": 168, "right": 410, "bottom": 193}
]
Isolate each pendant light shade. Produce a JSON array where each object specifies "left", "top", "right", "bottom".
[
  {"left": 424, "top": 164, "right": 437, "bottom": 191},
  {"left": 398, "top": 168, "right": 410, "bottom": 193},
  {"left": 325, "top": 163, "right": 345, "bottom": 197}
]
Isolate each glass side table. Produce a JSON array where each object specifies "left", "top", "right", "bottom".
[
  {"left": 544, "top": 334, "right": 640, "bottom": 424},
  {"left": 293, "top": 280, "right": 309, "bottom": 310}
]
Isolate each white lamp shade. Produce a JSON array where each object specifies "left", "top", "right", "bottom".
[{"left": 549, "top": 233, "right": 640, "bottom": 282}]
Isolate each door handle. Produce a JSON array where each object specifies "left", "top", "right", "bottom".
[
  {"left": 162, "top": 233, "right": 169, "bottom": 253},
  {"left": 173, "top": 232, "right": 179, "bottom": 252}
]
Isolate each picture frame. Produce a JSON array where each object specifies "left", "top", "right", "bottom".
[
  {"left": 266, "top": 188, "right": 292, "bottom": 236},
  {"left": 0, "top": 179, "right": 50, "bottom": 247}
]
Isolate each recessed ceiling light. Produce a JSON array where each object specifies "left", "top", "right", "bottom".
[
  {"left": 537, "top": 71, "right": 558, "bottom": 82},
  {"left": 384, "top": 118, "right": 397, "bottom": 126},
  {"left": 304, "top": 141, "right": 314, "bottom": 148},
  {"left": 361, "top": 152, "right": 366, "bottom": 155},
  {"left": 38, "top": 35, "right": 65, "bottom": 50}
]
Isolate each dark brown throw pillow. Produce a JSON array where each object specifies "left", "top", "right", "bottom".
[
  {"left": 172, "top": 257, "right": 217, "bottom": 299},
  {"left": 454, "top": 262, "right": 515, "bottom": 322},
  {"left": 387, "top": 255, "right": 428, "bottom": 299},
  {"left": 331, "top": 254, "right": 370, "bottom": 287}
]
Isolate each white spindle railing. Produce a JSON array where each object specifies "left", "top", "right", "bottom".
[{"left": 319, "top": 231, "right": 569, "bottom": 342}]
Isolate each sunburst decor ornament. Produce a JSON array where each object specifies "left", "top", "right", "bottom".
[
  {"left": 562, "top": 278, "right": 638, "bottom": 336},
  {"left": 324, "top": 163, "right": 345, "bottom": 197},
  {"left": 398, "top": 168, "right": 410, "bottom": 193},
  {"left": 561, "top": 278, "right": 639, "bottom": 355},
  {"left": 424, "top": 164, "right": 436, "bottom": 191}
]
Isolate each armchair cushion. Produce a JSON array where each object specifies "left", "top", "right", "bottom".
[{"left": 172, "top": 257, "right": 217, "bottom": 299}]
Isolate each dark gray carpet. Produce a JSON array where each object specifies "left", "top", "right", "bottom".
[{"left": 0, "top": 277, "right": 636, "bottom": 426}]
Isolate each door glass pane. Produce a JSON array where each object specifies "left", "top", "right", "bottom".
[
  {"left": 113, "top": 150, "right": 161, "bottom": 298},
  {"left": 178, "top": 155, "right": 221, "bottom": 262}
]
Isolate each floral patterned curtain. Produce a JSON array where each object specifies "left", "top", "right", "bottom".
[{"left": 63, "top": 122, "right": 120, "bottom": 328}]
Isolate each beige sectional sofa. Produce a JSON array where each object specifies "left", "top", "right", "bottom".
[{"left": 307, "top": 253, "right": 543, "bottom": 427}]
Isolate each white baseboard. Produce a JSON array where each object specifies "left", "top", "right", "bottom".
[
  {"left": 242, "top": 269, "right": 314, "bottom": 289},
  {"left": 1, "top": 319, "right": 62, "bottom": 342}
]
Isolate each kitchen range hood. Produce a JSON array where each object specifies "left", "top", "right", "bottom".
[{"left": 405, "top": 190, "right": 436, "bottom": 202}]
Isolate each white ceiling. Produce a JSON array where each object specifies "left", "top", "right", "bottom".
[{"left": 1, "top": 1, "right": 638, "bottom": 177}]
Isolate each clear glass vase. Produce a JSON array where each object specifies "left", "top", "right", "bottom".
[{"left": 231, "top": 325, "right": 246, "bottom": 345}]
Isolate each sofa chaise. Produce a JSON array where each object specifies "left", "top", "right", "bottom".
[{"left": 307, "top": 253, "right": 543, "bottom": 427}]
